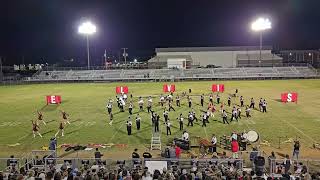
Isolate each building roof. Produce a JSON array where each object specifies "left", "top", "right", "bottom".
[
  {"left": 156, "top": 46, "right": 273, "bottom": 53},
  {"left": 148, "top": 55, "right": 192, "bottom": 63},
  {"left": 237, "top": 53, "right": 282, "bottom": 61}
]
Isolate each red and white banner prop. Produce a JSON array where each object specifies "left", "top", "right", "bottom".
[
  {"left": 116, "top": 86, "right": 129, "bottom": 94},
  {"left": 212, "top": 84, "right": 225, "bottom": 92},
  {"left": 46, "top": 95, "right": 62, "bottom": 105},
  {"left": 281, "top": 92, "right": 298, "bottom": 103},
  {"left": 163, "top": 84, "right": 176, "bottom": 93}
]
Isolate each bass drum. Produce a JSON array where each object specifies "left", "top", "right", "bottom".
[{"left": 247, "top": 130, "right": 259, "bottom": 143}]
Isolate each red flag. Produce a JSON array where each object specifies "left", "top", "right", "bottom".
[
  {"left": 46, "top": 95, "right": 62, "bottom": 105},
  {"left": 281, "top": 93, "right": 288, "bottom": 102},
  {"left": 116, "top": 86, "right": 129, "bottom": 94},
  {"left": 163, "top": 84, "right": 176, "bottom": 92},
  {"left": 281, "top": 92, "right": 298, "bottom": 103},
  {"left": 212, "top": 84, "right": 225, "bottom": 92}
]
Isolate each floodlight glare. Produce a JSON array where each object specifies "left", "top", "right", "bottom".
[
  {"left": 251, "top": 18, "right": 271, "bottom": 31},
  {"left": 78, "top": 21, "right": 97, "bottom": 35}
]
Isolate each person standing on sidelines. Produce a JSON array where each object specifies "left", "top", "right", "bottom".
[
  {"left": 210, "top": 134, "right": 217, "bottom": 153},
  {"left": 293, "top": 140, "right": 300, "bottom": 160},
  {"left": 231, "top": 139, "right": 239, "bottom": 159},
  {"left": 32, "top": 120, "right": 42, "bottom": 138},
  {"left": 136, "top": 114, "right": 141, "bottom": 130}
]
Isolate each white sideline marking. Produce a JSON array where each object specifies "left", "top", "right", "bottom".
[
  {"left": 17, "top": 134, "right": 29, "bottom": 142},
  {"left": 279, "top": 118, "right": 317, "bottom": 143},
  {"left": 108, "top": 122, "right": 125, "bottom": 142},
  {"left": 0, "top": 122, "right": 22, "bottom": 127}
]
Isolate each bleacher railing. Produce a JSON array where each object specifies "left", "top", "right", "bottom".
[{"left": 42, "top": 157, "right": 244, "bottom": 172}]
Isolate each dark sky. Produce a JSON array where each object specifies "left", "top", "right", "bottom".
[{"left": 1, "top": 0, "right": 320, "bottom": 65}]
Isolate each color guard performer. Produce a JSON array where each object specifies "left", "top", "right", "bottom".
[
  {"left": 37, "top": 110, "right": 46, "bottom": 125},
  {"left": 61, "top": 110, "right": 71, "bottom": 124},
  {"left": 32, "top": 120, "right": 42, "bottom": 138},
  {"left": 55, "top": 119, "right": 65, "bottom": 137}
]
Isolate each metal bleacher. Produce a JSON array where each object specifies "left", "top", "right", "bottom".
[{"left": 29, "top": 66, "right": 318, "bottom": 82}]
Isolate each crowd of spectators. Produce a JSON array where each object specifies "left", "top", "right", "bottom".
[
  {"left": 0, "top": 146, "right": 318, "bottom": 180},
  {"left": 1, "top": 158, "right": 319, "bottom": 180}
]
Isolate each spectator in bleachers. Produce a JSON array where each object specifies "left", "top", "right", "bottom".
[
  {"left": 169, "top": 145, "right": 176, "bottom": 158},
  {"left": 268, "top": 151, "right": 276, "bottom": 173},
  {"left": 284, "top": 154, "right": 292, "bottom": 174}
]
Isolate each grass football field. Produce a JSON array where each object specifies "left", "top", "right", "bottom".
[{"left": 0, "top": 79, "right": 319, "bottom": 158}]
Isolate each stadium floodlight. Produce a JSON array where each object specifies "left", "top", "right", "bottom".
[
  {"left": 251, "top": 17, "right": 272, "bottom": 65},
  {"left": 78, "top": 21, "right": 97, "bottom": 69},
  {"left": 251, "top": 18, "right": 271, "bottom": 31}
]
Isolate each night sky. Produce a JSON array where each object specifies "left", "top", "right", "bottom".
[{"left": 1, "top": 0, "right": 320, "bottom": 65}]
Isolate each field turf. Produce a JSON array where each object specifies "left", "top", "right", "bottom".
[{"left": 0, "top": 79, "right": 319, "bottom": 157}]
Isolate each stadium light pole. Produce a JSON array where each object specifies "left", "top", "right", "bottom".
[
  {"left": 78, "top": 21, "right": 97, "bottom": 69},
  {"left": 251, "top": 17, "right": 272, "bottom": 65}
]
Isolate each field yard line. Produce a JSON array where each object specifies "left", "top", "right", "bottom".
[
  {"left": 279, "top": 118, "right": 317, "bottom": 143},
  {"left": 108, "top": 122, "right": 125, "bottom": 142},
  {"left": 18, "top": 133, "right": 30, "bottom": 142}
]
